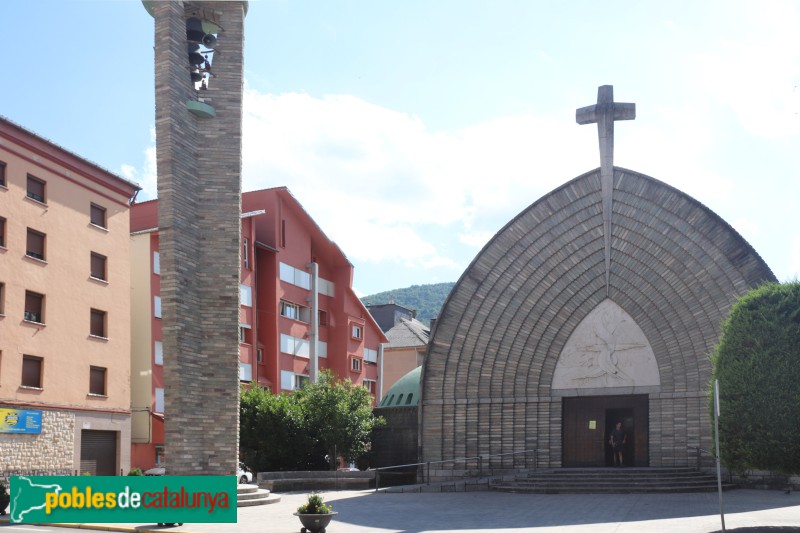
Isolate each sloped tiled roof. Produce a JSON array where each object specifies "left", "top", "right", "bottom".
[{"left": 385, "top": 318, "right": 429, "bottom": 349}]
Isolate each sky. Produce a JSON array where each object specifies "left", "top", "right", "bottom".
[{"left": 4, "top": 0, "right": 799, "bottom": 296}]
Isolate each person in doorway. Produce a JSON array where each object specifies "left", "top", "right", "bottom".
[{"left": 609, "top": 421, "right": 627, "bottom": 466}]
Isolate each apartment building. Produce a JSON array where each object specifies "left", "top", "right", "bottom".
[
  {"left": 129, "top": 186, "right": 387, "bottom": 469},
  {"left": 0, "top": 117, "right": 139, "bottom": 476}
]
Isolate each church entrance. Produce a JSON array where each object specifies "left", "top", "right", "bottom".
[{"left": 562, "top": 395, "right": 648, "bottom": 467}]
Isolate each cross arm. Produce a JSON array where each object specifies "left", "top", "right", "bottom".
[{"left": 576, "top": 105, "right": 598, "bottom": 125}]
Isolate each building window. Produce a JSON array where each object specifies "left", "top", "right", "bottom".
[
  {"left": 154, "top": 341, "right": 163, "bottom": 365},
  {"left": 24, "top": 291, "right": 44, "bottom": 323},
  {"left": 239, "top": 324, "right": 252, "bottom": 344},
  {"left": 0, "top": 217, "right": 6, "bottom": 248},
  {"left": 318, "top": 278, "right": 335, "bottom": 297},
  {"left": 352, "top": 324, "right": 363, "bottom": 340},
  {"left": 90, "top": 203, "right": 107, "bottom": 228},
  {"left": 26, "top": 228, "right": 46, "bottom": 260},
  {"left": 89, "top": 366, "right": 107, "bottom": 396},
  {"left": 279, "top": 262, "right": 311, "bottom": 290},
  {"left": 26, "top": 175, "right": 46, "bottom": 203},
  {"left": 364, "top": 379, "right": 376, "bottom": 395},
  {"left": 279, "top": 300, "right": 311, "bottom": 322},
  {"left": 351, "top": 356, "right": 363, "bottom": 373},
  {"left": 0, "top": 282, "right": 5, "bottom": 315},
  {"left": 364, "top": 348, "right": 378, "bottom": 364},
  {"left": 280, "top": 370, "right": 309, "bottom": 391},
  {"left": 280, "top": 333, "right": 309, "bottom": 358},
  {"left": 239, "top": 362, "right": 252, "bottom": 381},
  {"left": 240, "top": 284, "right": 252, "bottom": 307},
  {"left": 318, "top": 310, "right": 328, "bottom": 326},
  {"left": 280, "top": 220, "right": 286, "bottom": 247},
  {"left": 154, "top": 296, "right": 162, "bottom": 319},
  {"left": 90, "top": 308, "right": 107, "bottom": 338},
  {"left": 153, "top": 251, "right": 160, "bottom": 275},
  {"left": 243, "top": 238, "right": 249, "bottom": 269},
  {"left": 154, "top": 387, "right": 164, "bottom": 413},
  {"left": 90, "top": 252, "right": 107, "bottom": 281},
  {"left": 256, "top": 348, "right": 263, "bottom": 364},
  {"left": 280, "top": 300, "right": 299, "bottom": 320},
  {"left": 22, "top": 355, "right": 43, "bottom": 388},
  {"left": 0, "top": 160, "right": 6, "bottom": 187}
]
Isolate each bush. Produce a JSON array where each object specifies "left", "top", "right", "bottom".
[
  {"left": 127, "top": 467, "right": 144, "bottom": 476},
  {"left": 240, "top": 371, "right": 384, "bottom": 471},
  {"left": 711, "top": 282, "right": 800, "bottom": 475}
]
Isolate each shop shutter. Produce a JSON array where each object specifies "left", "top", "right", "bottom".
[{"left": 80, "top": 430, "right": 117, "bottom": 475}]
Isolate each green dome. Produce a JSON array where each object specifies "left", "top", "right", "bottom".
[{"left": 379, "top": 366, "right": 421, "bottom": 407}]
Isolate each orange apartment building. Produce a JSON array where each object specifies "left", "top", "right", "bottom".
[
  {"left": 129, "top": 186, "right": 387, "bottom": 469},
  {"left": 0, "top": 117, "right": 139, "bottom": 476}
]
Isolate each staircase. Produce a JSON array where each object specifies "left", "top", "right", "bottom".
[
  {"left": 491, "top": 467, "right": 736, "bottom": 494},
  {"left": 237, "top": 483, "right": 281, "bottom": 507}
]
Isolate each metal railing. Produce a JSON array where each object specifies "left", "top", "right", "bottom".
[
  {"left": 688, "top": 445, "right": 715, "bottom": 471},
  {"left": 373, "top": 448, "right": 548, "bottom": 491}
]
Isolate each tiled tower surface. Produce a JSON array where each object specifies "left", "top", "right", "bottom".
[
  {"left": 421, "top": 167, "right": 776, "bottom": 470},
  {"left": 152, "top": 1, "right": 245, "bottom": 476}
]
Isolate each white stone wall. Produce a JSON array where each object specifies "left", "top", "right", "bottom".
[{"left": 2, "top": 409, "right": 75, "bottom": 475}]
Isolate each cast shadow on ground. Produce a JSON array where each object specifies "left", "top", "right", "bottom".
[{"left": 308, "top": 489, "right": 800, "bottom": 533}]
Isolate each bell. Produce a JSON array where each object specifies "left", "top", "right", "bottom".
[
  {"left": 190, "top": 70, "right": 203, "bottom": 83},
  {"left": 186, "top": 17, "right": 205, "bottom": 42},
  {"left": 202, "top": 33, "right": 217, "bottom": 49},
  {"left": 188, "top": 44, "right": 204, "bottom": 66}
]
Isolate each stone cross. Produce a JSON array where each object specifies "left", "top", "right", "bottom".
[{"left": 576, "top": 85, "right": 635, "bottom": 296}]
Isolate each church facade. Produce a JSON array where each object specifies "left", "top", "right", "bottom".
[{"left": 420, "top": 89, "right": 774, "bottom": 470}]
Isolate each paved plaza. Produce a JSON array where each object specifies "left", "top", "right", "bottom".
[{"left": 3, "top": 489, "right": 799, "bottom": 533}]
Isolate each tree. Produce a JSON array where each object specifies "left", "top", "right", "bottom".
[
  {"left": 240, "top": 385, "right": 322, "bottom": 472},
  {"left": 240, "top": 371, "right": 384, "bottom": 471},
  {"left": 710, "top": 282, "right": 800, "bottom": 475},
  {"left": 299, "top": 371, "right": 384, "bottom": 470}
]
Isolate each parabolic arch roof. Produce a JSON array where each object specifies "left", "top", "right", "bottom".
[{"left": 420, "top": 167, "right": 775, "bottom": 461}]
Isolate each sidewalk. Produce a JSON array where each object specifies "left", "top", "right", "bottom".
[{"left": 3, "top": 489, "right": 799, "bottom": 532}]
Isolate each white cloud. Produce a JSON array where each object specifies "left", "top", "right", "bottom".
[
  {"left": 694, "top": 1, "right": 800, "bottom": 138},
  {"left": 122, "top": 127, "right": 157, "bottom": 201},
  {"left": 127, "top": 87, "right": 756, "bottom": 281},
  {"left": 731, "top": 217, "right": 760, "bottom": 241},
  {"left": 241, "top": 90, "right": 602, "bottom": 267},
  {"left": 458, "top": 231, "right": 494, "bottom": 249}
]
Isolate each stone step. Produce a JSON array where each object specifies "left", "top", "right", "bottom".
[
  {"left": 237, "top": 485, "right": 280, "bottom": 507},
  {"left": 237, "top": 492, "right": 282, "bottom": 507},
  {"left": 522, "top": 474, "right": 719, "bottom": 483},
  {"left": 237, "top": 483, "right": 261, "bottom": 494},
  {"left": 492, "top": 484, "right": 734, "bottom": 494},
  {"left": 491, "top": 468, "right": 734, "bottom": 494}
]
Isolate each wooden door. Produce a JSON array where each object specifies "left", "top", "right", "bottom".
[{"left": 562, "top": 395, "right": 648, "bottom": 467}]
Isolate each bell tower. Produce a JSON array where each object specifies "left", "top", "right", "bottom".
[{"left": 144, "top": 0, "right": 247, "bottom": 476}]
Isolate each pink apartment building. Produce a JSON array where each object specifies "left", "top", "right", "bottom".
[
  {"left": 0, "top": 117, "right": 139, "bottom": 476},
  {"left": 129, "top": 186, "right": 387, "bottom": 469}
]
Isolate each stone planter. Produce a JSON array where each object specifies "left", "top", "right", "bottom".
[{"left": 294, "top": 511, "right": 337, "bottom": 533}]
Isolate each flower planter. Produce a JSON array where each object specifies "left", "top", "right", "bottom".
[{"left": 294, "top": 511, "right": 337, "bottom": 533}]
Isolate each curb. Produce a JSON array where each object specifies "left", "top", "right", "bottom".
[{"left": 0, "top": 517, "right": 203, "bottom": 533}]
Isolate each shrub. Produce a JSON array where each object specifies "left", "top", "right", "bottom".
[
  {"left": 711, "top": 282, "right": 800, "bottom": 475},
  {"left": 296, "top": 493, "right": 333, "bottom": 514}
]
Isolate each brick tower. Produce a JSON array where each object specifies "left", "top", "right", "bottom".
[{"left": 147, "top": 0, "right": 246, "bottom": 476}]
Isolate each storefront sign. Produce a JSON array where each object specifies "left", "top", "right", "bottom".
[{"left": 0, "top": 408, "right": 42, "bottom": 434}]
